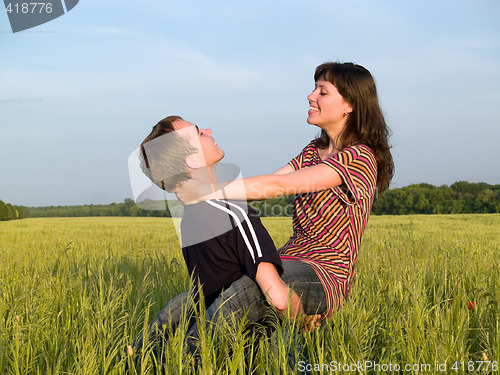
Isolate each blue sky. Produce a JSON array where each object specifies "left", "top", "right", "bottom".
[{"left": 1, "top": 0, "right": 499, "bottom": 207}]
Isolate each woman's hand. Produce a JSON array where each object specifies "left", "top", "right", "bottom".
[
  {"left": 175, "top": 179, "right": 211, "bottom": 205},
  {"left": 175, "top": 176, "right": 247, "bottom": 204}
]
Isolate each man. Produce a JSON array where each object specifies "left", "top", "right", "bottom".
[
  {"left": 139, "top": 115, "right": 290, "bottom": 308},
  {"left": 134, "top": 115, "right": 302, "bottom": 364}
]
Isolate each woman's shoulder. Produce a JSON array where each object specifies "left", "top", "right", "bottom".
[
  {"left": 324, "top": 144, "right": 377, "bottom": 175},
  {"left": 340, "top": 144, "right": 376, "bottom": 161},
  {"left": 292, "top": 140, "right": 320, "bottom": 159},
  {"left": 304, "top": 142, "right": 374, "bottom": 159},
  {"left": 301, "top": 140, "right": 319, "bottom": 154},
  {"left": 288, "top": 140, "right": 319, "bottom": 170}
]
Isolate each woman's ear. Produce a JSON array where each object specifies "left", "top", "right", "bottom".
[{"left": 344, "top": 102, "right": 353, "bottom": 114}]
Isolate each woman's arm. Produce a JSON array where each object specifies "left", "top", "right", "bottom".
[
  {"left": 272, "top": 164, "right": 294, "bottom": 175},
  {"left": 179, "top": 162, "right": 342, "bottom": 203},
  {"left": 238, "top": 163, "right": 342, "bottom": 199}
]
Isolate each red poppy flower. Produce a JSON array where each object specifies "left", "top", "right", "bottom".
[{"left": 467, "top": 301, "right": 476, "bottom": 310}]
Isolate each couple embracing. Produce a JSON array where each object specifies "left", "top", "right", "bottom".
[{"left": 132, "top": 61, "right": 394, "bottom": 369}]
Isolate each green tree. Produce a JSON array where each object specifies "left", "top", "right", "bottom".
[{"left": 0, "top": 200, "right": 8, "bottom": 221}]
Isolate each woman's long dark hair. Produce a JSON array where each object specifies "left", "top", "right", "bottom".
[{"left": 313, "top": 62, "right": 394, "bottom": 192}]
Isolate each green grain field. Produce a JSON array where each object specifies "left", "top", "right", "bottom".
[{"left": 0, "top": 215, "right": 499, "bottom": 374}]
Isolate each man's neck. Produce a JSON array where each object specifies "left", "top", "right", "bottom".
[{"left": 190, "top": 163, "right": 218, "bottom": 190}]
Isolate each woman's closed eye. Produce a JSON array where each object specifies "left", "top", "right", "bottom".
[{"left": 311, "top": 87, "right": 327, "bottom": 95}]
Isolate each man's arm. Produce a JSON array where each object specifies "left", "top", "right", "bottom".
[
  {"left": 255, "top": 262, "right": 293, "bottom": 312},
  {"left": 255, "top": 262, "right": 321, "bottom": 330}
]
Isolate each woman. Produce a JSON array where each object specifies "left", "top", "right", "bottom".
[{"left": 178, "top": 61, "right": 394, "bottom": 349}]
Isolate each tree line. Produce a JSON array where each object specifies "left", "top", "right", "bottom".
[
  {"left": 27, "top": 198, "right": 172, "bottom": 218},
  {"left": 250, "top": 181, "right": 500, "bottom": 216},
  {"left": 371, "top": 181, "right": 500, "bottom": 215},
  {"left": 2, "top": 181, "right": 499, "bottom": 220},
  {"left": 0, "top": 200, "right": 30, "bottom": 221}
]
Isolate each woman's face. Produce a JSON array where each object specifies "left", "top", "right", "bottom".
[{"left": 307, "top": 78, "right": 352, "bottom": 131}]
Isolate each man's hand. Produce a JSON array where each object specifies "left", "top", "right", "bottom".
[
  {"left": 298, "top": 313, "right": 322, "bottom": 332},
  {"left": 277, "top": 309, "right": 322, "bottom": 332},
  {"left": 278, "top": 290, "right": 323, "bottom": 332},
  {"left": 255, "top": 263, "right": 323, "bottom": 332}
]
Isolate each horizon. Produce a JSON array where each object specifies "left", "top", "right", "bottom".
[{"left": 16, "top": 179, "right": 499, "bottom": 208}]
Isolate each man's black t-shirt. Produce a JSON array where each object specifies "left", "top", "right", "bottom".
[{"left": 181, "top": 199, "right": 283, "bottom": 306}]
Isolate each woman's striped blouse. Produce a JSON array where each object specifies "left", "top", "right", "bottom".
[{"left": 279, "top": 141, "right": 377, "bottom": 317}]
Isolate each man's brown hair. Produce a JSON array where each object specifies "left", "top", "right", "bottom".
[{"left": 139, "top": 115, "right": 198, "bottom": 192}]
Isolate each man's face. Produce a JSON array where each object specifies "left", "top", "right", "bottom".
[{"left": 173, "top": 119, "right": 225, "bottom": 167}]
